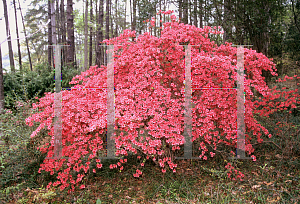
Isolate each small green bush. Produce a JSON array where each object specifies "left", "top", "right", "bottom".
[
  {"left": 0, "top": 62, "right": 81, "bottom": 190},
  {"left": 0, "top": 100, "right": 56, "bottom": 189},
  {"left": 3, "top": 62, "right": 81, "bottom": 112}
]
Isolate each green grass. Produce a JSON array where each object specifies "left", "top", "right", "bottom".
[{"left": 1, "top": 152, "right": 299, "bottom": 204}]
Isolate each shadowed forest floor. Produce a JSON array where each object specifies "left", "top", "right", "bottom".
[{"left": 2, "top": 151, "right": 299, "bottom": 204}]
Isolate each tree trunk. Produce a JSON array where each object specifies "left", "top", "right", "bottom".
[
  {"left": 95, "top": 0, "right": 98, "bottom": 62},
  {"left": 61, "top": 0, "right": 67, "bottom": 66},
  {"left": 189, "top": 1, "right": 192, "bottom": 25},
  {"left": 104, "top": 0, "right": 109, "bottom": 65},
  {"left": 100, "top": 0, "right": 104, "bottom": 65},
  {"left": 67, "top": 0, "right": 75, "bottom": 67},
  {"left": 74, "top": 47, "right": 77, "bottom": 68},
  {"left": 178, "top": 0, "right": 182, "bottom": 21},
  {"left": 194, "top": 0, "right": 198, "bottom": 27},
  {"left": 132, "top": 0, "right": 136, "bottom": 31},
  {"left": 110, "top": 0, "right": 113, "bottom": 38},
  {"left": 204, "top": 0, "right": 206, "bottom": 26},
  {"left": 18, "top": 0, "right": 32, "bottom": 71},
  {"left": 132, "top": 0, "right": 137, "bottom": 40},
  {"left": 124, "top": 0, "right": 126, "bottom": 30},
  {"left": 96, "top": 0, "right": 104, "bottom": 66},
  {"left": 164, "top": 0, "right": 166, "bottom": 23},
  {"left": 199, "top": 0, "right": 203, "bottom": 28},
  {"left": 159, "top": 0, "right": 162, "bottom": 37},
  {"left": 95, "top": 0, "right": 100, "bottom": 66},
  {"left": 223, "top": 0, "right": 231, "bottom": 44},
  {"left": 234, "top": 0, "right": 243, "bottom": 45},
  {"left": 13, "top": 0, "right": 22, "bottom": 71},
  {"left": 154, "top": 7, "right": 156, "bottom": 37},
  {"left": 48, "top": 0, "right": 52, "bottom": 68},
  {"left": 130, "top": 0, "right": 132, "bottom": 31},
  {"left": 56, "top": 0, "right": 61, "bottom": 44},
  {"left": 51, "top": 0, "right": 57, "bottom": 45},
  {"left": 89, "top": 0, "right": 93, "bottom": 67},
  {"left": 47, "top": 0, "right": 52, "bottom": 67},
  {"left": 182, "top": 0, "right": 188, "bottom": 24},
  {"left": 12, "top": 8, "right": 21, "bottom": 68},
  {"left": 51, "top": 0, "right": 57, "bottom": 70},
  {"left": 106, "top": 0, "right": 110, "bottom": 40},
  {"left": 114, "top": 0, "right": 118, "bottom": 38},
  {"left": 2, "top": 0, "right": 15, "bottom": 72},
  {"left": 84, "top": 0, "right": 89, "bottom": 71},
  {"left": 292, "top": 0, "right": 300, "bottom": 33}
]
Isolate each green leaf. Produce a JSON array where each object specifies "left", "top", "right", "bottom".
[{"left": 96, "top": 198, "right": 102, "bottom": 204}]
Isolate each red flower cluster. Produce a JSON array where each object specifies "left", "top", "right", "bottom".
[{"left": 25, "top": 10, "right": 299, "bottom": 192}]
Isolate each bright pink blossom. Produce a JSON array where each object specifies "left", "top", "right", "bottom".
[{"left": 25, "top": 9, "right": 299, "bottom": 192}]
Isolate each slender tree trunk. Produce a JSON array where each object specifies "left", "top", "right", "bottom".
[
  {"left": 95, "top": 0, "right": 100, "bottom": 66},
  {"left": 189, "top": 1, "right": 192, "bottom": 25},
  {"left": 204, "top": 0, "right": 206, "bottom": 26},
  {"left": 164, "top": 0, "right": 166, "bottom": 23},
  {"left": 2, "top": 0, "right": 15, "bottom": 72},
  {"left": 95, "top": 0, "right": 98, "bottom": 63},
  {"left": 114, "top": 0, "right": 118, "bottom": 38},
  {"left": 61, "top": 0, "right": 67, "bottom": 66},
  {"left": 74, "top": 43, "right": 77, "bottom": 68},
  {"left": 208, "top": 0, "right": 212, "bottom": 26},
  {"left": 96, "top": 0, "right": 104, "bottom": 66},
  {"left": 199, "top": 0, "right": 203, "bottom": 28},
  {"left": 67, "top": 0, "right": 75, "bottom": 67},
  {"left": 105, "top": 0, "right": 110, "bottom": 65},
  {"left": 84, "top": 0, "right": 89, "bottom": 71},
  {"left": 89, "top": 0, "right": 93, "bottom": 67},
  {"left": 18, "top": 0, "right": 32, "bottom": 71},
  {"left": 124, "top": 0, "right": 126, "bottom": 30},
  {"left": 137, "top": 0, "right": 142, "bottom": 35},
  {"left": 234, "top": 0, "right": 243, "bottom": 45},
  {"left": 132, "top": 0, "right": 136, "bottom": 40},
  {"left": 178, "top": 0, "right": 182, "bottom": 21},
  {"left": 194, "top": 0, "right": 198, "bottom": 27},
  {"left": 51, "top": 0, "right": 57, "bottom": 70},
  {"left": 182, "top": 0, "right": 188, "bottom": 24},
  {"left": 291, "top": 0, "right": 300, "bottom": 33},
  {"left": 159, "top": 0, "right": 162, "bottom": 37},
  {"left": 51, "top": 0, "right": 56, "bottom": 45},
  {"left": 154, "top": 7, "right": 156, "bottom": 37},
  {"left": 223, "top": 0, "right": 230, "bottom": 43},
  {"left": 13, "top": 0, "right": 22, "bottom": 71},
  {"left": 132, "top": 0, "right": 136, "bottom": 31},
  {"left": 48, "top": 0, "right": 52, "bottom": 68},
  {"left": 106, "top": 0, "right": 110, "bottom": 40},
  {"left": 110, "top": 0, "right": 113, "bottom": 38},
  {"left": 56, "top": 0, "right": 61, "bottom": 44},
  {"left": 130, "top": 0, "right": 132, "bottom": 27},
  {"left": 100, "top": 0, "right": 104, "bottom": 64}
]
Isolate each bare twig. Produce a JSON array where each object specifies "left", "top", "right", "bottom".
[{"left": 251, "top": 140, "right": 282, "bottom": 150}]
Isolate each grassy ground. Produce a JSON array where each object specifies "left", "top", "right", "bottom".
[{"left": 2, "top": 150, "right": 299, "bottom": 204}]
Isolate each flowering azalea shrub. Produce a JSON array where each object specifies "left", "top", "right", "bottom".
[
  {"left": 253, "top": 75, "right": 300, "bottom": 157},
  {"left": 25, "top": 11, "right": 299, "bottom": 193}
]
